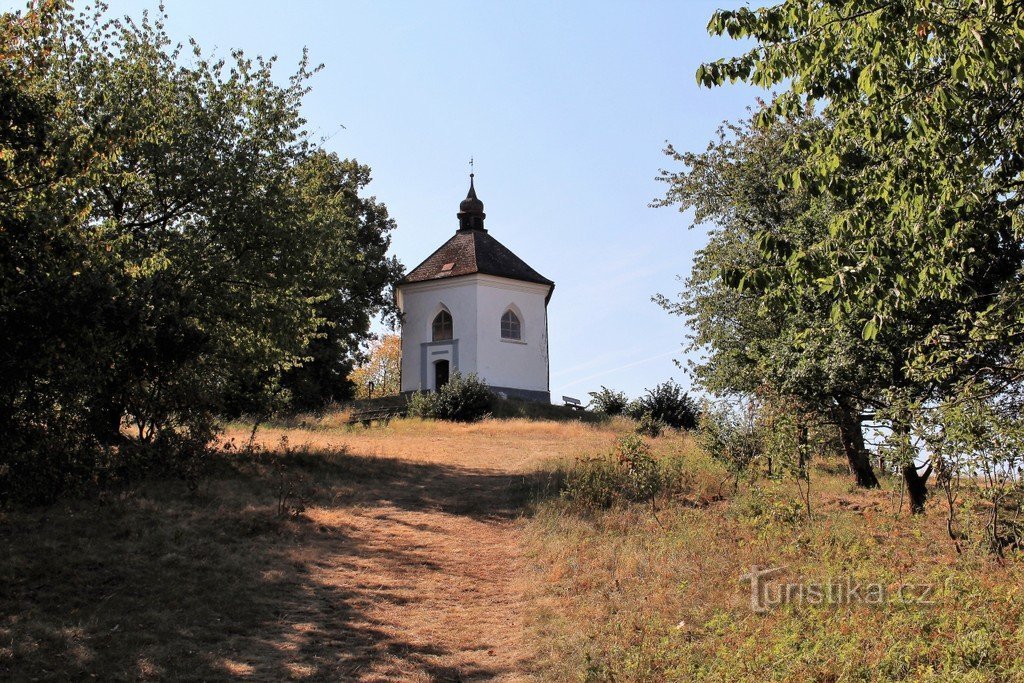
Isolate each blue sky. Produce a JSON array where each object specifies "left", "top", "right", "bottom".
[{"left": 17, "top": 0, "right": 763, "bottom": 402}]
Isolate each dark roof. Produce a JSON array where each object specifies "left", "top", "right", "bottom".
[{"left": 402, "top": 228, "right": 554, "bottom": 288}]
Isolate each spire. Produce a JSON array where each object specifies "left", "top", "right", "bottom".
[{"left": 457, "top": 173, "right": 486, "bottom": 231}]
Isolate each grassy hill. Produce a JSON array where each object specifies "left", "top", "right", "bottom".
[{"left": 2, "top": 413, "right": 1022, "bottom": 681}]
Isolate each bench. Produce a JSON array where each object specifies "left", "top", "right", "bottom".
[
  {"left": 562, "top": 396, "right": 584, "bottom": 411},
  {"left": 346, "top": 407, "right": 407, "bottom": 427}
]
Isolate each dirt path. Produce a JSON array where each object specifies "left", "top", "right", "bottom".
[
  {"left": 245, "top": 422, "right": 588, "bottom": 682},
  {"left": 3, "top": 420, "right": 614, "bottom": 681},
  {"left": 303, "top": 462, "right": 537, "bottom": 681}
]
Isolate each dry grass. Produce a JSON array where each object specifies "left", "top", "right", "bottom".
[
  {"left": 0, "top": 415, "right": 627, "bottom": 681},
  {"left": 523, "top": 436, "right": 1024, "bottom": 682},
  {"left": 8, "top": 414, "right": 1018, "bottom": 681},
  {"left": 222, "top": 417, "right": 629, "bottom": 473}
]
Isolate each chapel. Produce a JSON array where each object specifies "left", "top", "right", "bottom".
[{"left": 396, "top": 176, "right": 554, "bottom": 402}]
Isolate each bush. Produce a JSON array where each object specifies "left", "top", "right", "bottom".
[
  {"left": 634, "top": 412, "right": 664, "bottom": 438},
  {"left": 406, "top": 391, "right": 436, "bottom": 419},
  {"left": 616, "top": 434, "right": 661, "bottom": 501},
  {"left": 406, "top": 373, "right": 494, "bottom": 423},
  {"left": 587, "top": 386, "right": 629, "bottom": 416},
  {"left": 627, "top": 380, "right": 699, "bottom": 430},
  {"left": 561, "top": 435, "right": 667, "bottom": 510},
  {"left": 698, "top": 403, "right": 762, "bottom": 483},
  {"left": 560, "top": 455, "right": 620, "bottom": 510}
]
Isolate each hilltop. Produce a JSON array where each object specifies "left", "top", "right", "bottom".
[{"left": 3, "top": 413, "right": 1022, "bottom": 681}]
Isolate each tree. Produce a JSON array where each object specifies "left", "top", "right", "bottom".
[
  {"left": 0, "top": 3, "right": 401, "bottom": 501},
  {"left": 699, "top": 0, "right": 1024, "bottom": 405},
  {"left": 656, "top": 111, "right": 952, "bottom": 488},
  {"left": 277, "top": 154, "right": 404, "bottom": 411},
  {"left": 349, "top": 334, "right": 402, "bottom": 400},
  {"left": 694, "top": 1, "right": 1024, "bottom": 509}
]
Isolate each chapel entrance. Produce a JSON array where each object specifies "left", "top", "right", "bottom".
[{"left": 434, "top": 360, "right": 450, "bottom": 391}]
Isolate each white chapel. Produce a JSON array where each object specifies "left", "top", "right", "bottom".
[{"left": 396, "top": 176, "right": 554, "bottom": 403}]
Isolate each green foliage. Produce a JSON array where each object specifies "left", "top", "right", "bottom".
[
  {"left": 617, "top": 434, "right": 662, "bottom": 502},
  {"left": 406, "top": 373, "right": 495, "bottom": 423},
  {"left": 685, "top": 0, "right": 1024, "bottom": 515},
  {"left": 627, "top": 380, "right": 699, "bottom": 431},
  {"left": 0, "top": 4, "right": 401, "bottom": 502},
  {"left": 560, "top": 455, "right": 621, "bottom": 511},
  {"left": 698, "top": 403, "right": 762, "bottom": 483},
  {"left": 699, "top": 0, "right": 1024, "bottom": 407},
  {"left": 921, "top": 393, "right": 1024, "bottom": 554},
  {"left": 634, "top": 412, "right": 664, "bottom": 438},
  {"left": 656, "top": 110, "right": 922, "bottom": 489},
  {"left": 561, "top": 435, "right": 680, "bottom": 511},
  {"left": 587, "top": 386, "right": 629, "bottom": 416},
  {"left": 406, "top": 391, "right": 437, "bottom": 420}
]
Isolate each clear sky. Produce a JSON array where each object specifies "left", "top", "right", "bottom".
[{"left": 14, "top": 0, "right": 763, "bottom": 402}]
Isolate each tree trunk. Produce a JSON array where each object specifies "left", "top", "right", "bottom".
[
  {"left": 835, "top": 403, "right": 880, "bottom": 488},
  {"left": 797, "top": 423, "right": 809, "bottom": 473},
  {"left": 903, "top": 462, "right": 932, "bottom": 514}
]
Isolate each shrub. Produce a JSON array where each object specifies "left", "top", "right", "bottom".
[
  {"left": 587, "top": 386, "right": 629, "bottom": 416},
  {"left": 634, "top": 412, "right": 664, "bottom": 438},
  {"left": 407, "top": 373, "right": 494, "bottom": 422},
  {"left": 616, "top": 434, "right": 661, "bottom": 501},
  {"left": 698, "top": 403, "right": 761, "bottom": 483},
  {"left": 406, "top": 391, "right": 436, "bottom": 419},
  {"left": 561, "top": 435, "right": 667, "bottom": 510},
  {"left": 628, "top": 380, "right": 699, "bottom": 430},
  {"left": 560, "top": 456, "right": 621, "bottom": 510}
]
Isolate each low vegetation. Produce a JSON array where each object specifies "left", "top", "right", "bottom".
[
  {"left": 407, "top": 373, "right": 495, "bottom": 422},
  {"left": 4, "top": 406, "right": 1024, "bottom": 680},
  {"left": 0, "top": 415, "right": 622, "bottom": 680},
  {"left": 527, "top": 430, "right": 1024, "bottom": 682}
]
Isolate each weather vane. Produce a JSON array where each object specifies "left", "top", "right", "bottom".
[{"left": 469, "top": 156, "right": 474, "bottom": 177}]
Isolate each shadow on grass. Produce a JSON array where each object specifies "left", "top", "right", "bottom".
[{"left": 0, "top": 446, "right": 561, "bottom": 681}]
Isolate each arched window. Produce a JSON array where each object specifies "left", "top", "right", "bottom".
[
  {"left": 432, "top": 310, "right": 453, "bottom": 341},
  {"left": 500, "top": 309, "right": 521, "bottom": 340}
]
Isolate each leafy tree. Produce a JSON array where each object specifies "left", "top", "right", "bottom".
[
  {"left": 693, "top": 1, "right": 1024, "bottom": 508},
  {"left": 0, "top": 3, "right": 401, "bottom": 501},
  {"left": 279, "top": 155, "right": 403, "bottom": 411},
  {"left": 699, "top": 0, "right": 1024, "bottom": 409},
  {"left": 349, "top": 333, "right": 402, "bottom": 400},
  {"left": 657, "top": 112, "right": 900, "bottom": 486}
]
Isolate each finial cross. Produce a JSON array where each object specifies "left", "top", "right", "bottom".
[{"left": 469, "top": 156, "right": 474, "bottom": 177}]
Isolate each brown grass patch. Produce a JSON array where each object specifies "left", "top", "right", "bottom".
[
  {"left": 524, "top": 446, "right": 1024, "bottom": 681},
  {"left": 1, "top": 415, "right": 629, "bottom": 681}
]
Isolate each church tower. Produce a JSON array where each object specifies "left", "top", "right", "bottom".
[{"left": 396, "top": 176, "right": 554, "bottom": 403}]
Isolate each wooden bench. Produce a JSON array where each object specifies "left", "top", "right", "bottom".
[
  {"left": 346, "top": 407, "right": 407, "bottom": 427},
  {"left": 562, "top": 396, "right": 584, "bottom": 411}
]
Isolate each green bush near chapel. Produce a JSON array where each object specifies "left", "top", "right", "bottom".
[
  {"left": 587, "top": 386, "right": 630, "bottom": 416},
  {"left": 407, "top": 373, "right": 494, "bottom": 423},
  {"left": 626, "top": 380, "right": 699, "bottom": 431}
]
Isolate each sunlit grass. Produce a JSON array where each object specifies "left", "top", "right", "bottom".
[{"left": 523, "top": 435, "right": 1024, "bottom": 682}]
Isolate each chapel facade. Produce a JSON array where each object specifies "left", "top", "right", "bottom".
[{"left": 396, "top": 176, "right": 554, "bottom": 403}]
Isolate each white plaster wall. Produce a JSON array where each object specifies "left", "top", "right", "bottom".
[
  {"left": 397, "top": 274, "right": 550, "bottom": 394},
  {"left": 473, "top": 276, "right": 550, "bottom": 393},
  {"left": 397, "top": 278, "right": 478, "bottom": 392}
]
